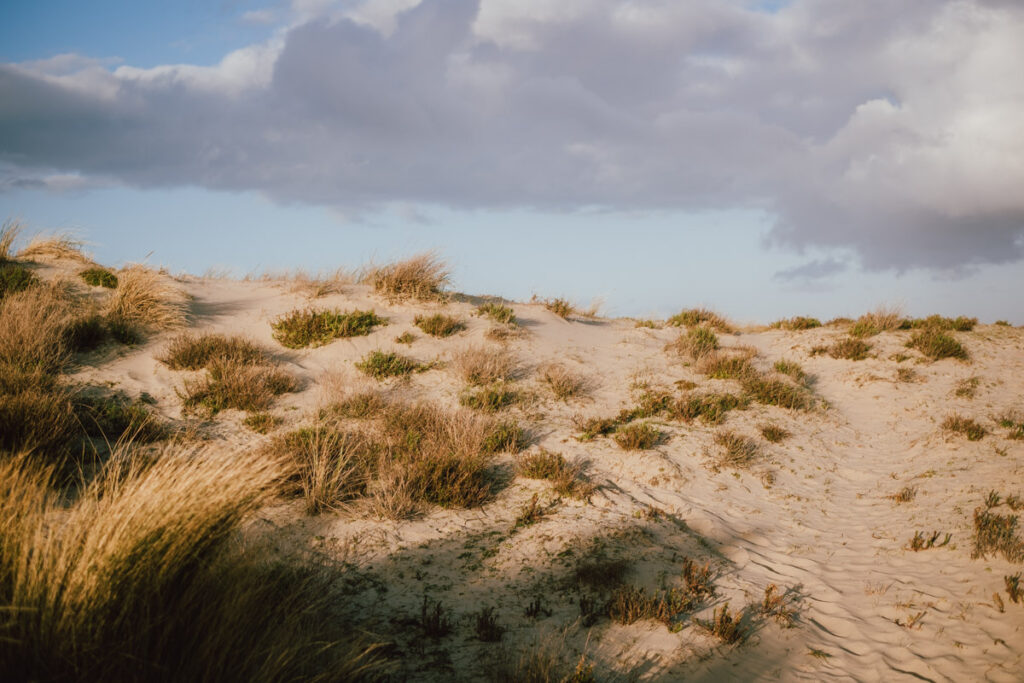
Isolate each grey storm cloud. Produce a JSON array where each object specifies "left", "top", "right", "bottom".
[{"left": 2, "top": 0, "right": 1023, "bottom": 270}]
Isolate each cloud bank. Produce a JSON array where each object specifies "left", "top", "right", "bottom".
[{"left": 2, "top": 0, "right": 1023, "bottom": 270}]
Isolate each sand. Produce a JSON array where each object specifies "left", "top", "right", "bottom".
[{"left": 60, "top": 264, "right": 1024, "bottom": 681}]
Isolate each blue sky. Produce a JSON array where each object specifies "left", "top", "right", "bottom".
[{"left": 2, "top": 1, "right": 1022, "bottom": 323}]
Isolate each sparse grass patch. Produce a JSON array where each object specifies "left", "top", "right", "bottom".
[
  {"left": 668, "top": 308, "right": 733, "bottom": 332},
  {"left": 17, "top": 234, "right": 88, "bottom": 262},
  {"left": 272, "top": 425, "right": 375, "bottom": 512},
  {"left": 896, "top": 367, "right": 918, "bottom": 383},
  {"left": 829, "top": 337, "right": 872, "bottom": 361},
  {"left": 473, "top": 606, "right": 505, "bottom": 642},
  {"left": 1006, "top": 574, "right": 1022, "bottom": 604},
  {"left": 160, "top": 333, "right": 270, "bottom": 370},
  {"left": 106, "top": 265, "right": 187, "bottom": 329},
  {"left": 414, "top": 313, "right": 464, "bottom": 337},
  {"left": 516, "top": 449, "right": 594, "bottom": 500},
  {"left": 770, "top": 316, "right": 821, "bottom": 330},
  {"left": 0, "top": 219, "right": 21, "bottom": 261},
  {"left": 698, "top": 352, "right": 754, "bottom": 379},
  {"left": 539, "top": 362, "right": 588, "bottom": 400},
  {"left": 79, "top": 267, "right": 118, "bottom": 288},
  {"left": 995, "top": 320, "right": 1011, "bottom": 327},
  {"left": 942, "top": 413, "right": 986, "bottom": 441},
  {"left": 368, "top": 252, "right": 450, "bottom": 301},
  {"left": 181, "top": 358, "right": 298, "bottom": 416},
  {"left": 419, "top": 597, "right": 453, "bottom": 639},
  {"left": 355, "top": 350, "right": 422, "bottom": 380},
  {"left": 908, "top": 531, "right": 951, "bottom": 551},
  {"left": 540, "top": 297, "right": 574, "bottom": 319},
  {"left": 574, "top": 415, "right": 619, "bottom": 441},
  {"left": 889, "top": 486, "right": 917, "bottom": 503},
  {"left": 901, "top": 314, "right": 977, "bottom": 332},
  {"left": 849, "top": 306, "right": 904, "bottom": 338},
  {"left": 272, "top": 308, "right": 386, "bottom": 349},
  {"left": 760, "top": 584, "right": 799, "bottom": 628},
  {"left": 972, "top": 502, "right": 1023, "bottom": 562},
  {"left": 243, "top": 412, "right": 282, "bottom": 433},
  {"left": 452, "top": 345, "right": 517, "bottom": 385},
  {"left": 64, "top": 314, "right": 109, "bottom": 352},
  {"left": 759, "top": 423, "right": 790, "bottom": 443},
  {"left": 76, "top": 391, "right": 168, "bottom": 444},
  {"left": 0, "top": 385, "right": 78, "bottom": 461},
  {"left": 395, "top": 331, "right": 415, "bottom": 345},
  {"left": 323, "top": 389, "right": 386, "bottom": 420},
  {"left": 694, "top": 603, "right": 746, "bottom": 644},
  {"left": 634, "top": 319, "right": 662, "bottom": 329},
  {"left": 667, "top": 326, "right": 719, "bottom": 360},
  {"left": 907, "top": 328, "right": 967, "bottom": 361},
  {"left": 954, "top": 376, "right": 980, "bottom": 398},
  {"left": 613, "top": 423, "right": 664, "bottom": 450},
  {"left": 773, "top": 359, "right": 807, "bottom": 383},
  {"left": 712, "top": 430, "right": 759, "bottom": 469},
  {"left": 671, "top": 392, "right": 746, "bottom": 424},
  {"left": 460, "top": 382, "right": 519, "bottom": 412},
  {"left": 477, "top": 302, "right": 517, "bottom": 325},
  {"left": 996, "top": 410, "right": 1024, "bottom": 440}
]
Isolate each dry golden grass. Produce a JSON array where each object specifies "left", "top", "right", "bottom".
[
  {"left": 668, "top": 308, "right": 733, "bottom": 333},
  {"left": 452, "top": 345, "right": 518, "bottom": 385},
  {"left": 516, "top": 449, "right": 595, "bottom": 501},
  {"left": 849, "top": 305, "right": 904, "bottom": 338},
  {"left": 712, "top": 430, "right": 759, "bottom": 469},
  {"left": 539, "top": 362, "right": 588, "bottom": 401},
  {"left": 0, "top": 449, "right": 384, "bottom": 681},
  {"left": 414, "top": 313, "right": 464, "bottom": 337},
  {"left": 0, "top": 284, "right": 73, "bottom": 379},
  {"left": 367, "top": 252, "right": 450, "bottom": 301},
  {"left": 666, "top": 325, "right": 719, "bottom": 360},
  {"left": 107, "top": 265, "right": 188, "bottom": 330},
  {"left": 181, "top": 358, "right": 298, "bottom": 416},
  {"left": 17, "top": 233, "right": 92, "bottom": 263},
  {"left": 0, "top": 219, "right": 22, "bottom": 262},
  {"left": 160, "top": 333, "right": 270, "bottom": 370},
  {"left": 272, "top": 425, "right": 375, "bottom": 513}
]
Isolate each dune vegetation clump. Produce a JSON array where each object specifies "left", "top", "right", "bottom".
[
  {"left": 828, "top": 337, "right": 872, "bottom": 361},
  {"left": 667, "top": 326, "right": 720, "bottom": 360},
  {"left": 414, "top": 313, "right": 465, "bottom": 338},
  {"left": 356, "top": 350, "right": 423, "bottom": 380},
  {"left": 272, "top": 308, "right": 386, "bottom": 349},
  {"left": 79, "top": 267, "right": 119, "bottom": 288},
  {"left": 160, "top": 332, "right": 270, "bottom": 370},
  {"left": 368, "top": 252, "right": 451, "bottom": 301},
  {"left": 17, "top": 233, "right": 90, "bottom": 263},
  {"left": 770, "top": 316, "right": 821, "bottom": 331},
  {"left": 668, "top": 308, "right": 733, "bottom": 333},
  {"left": 907, "top": 327, "right": 968, "bottom": 361},
  {"left": 476, "top": 302, "right": 517, "bottom": 326},
  {"left": 107, "top": 265, "right": 188, "bottom": 331},
  {"left": 452, "top": 345, "right": 518, "bottom": 386}
]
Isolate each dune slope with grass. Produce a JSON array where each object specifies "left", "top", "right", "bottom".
[{"left": 2, "top": 240, "right": 1022, "bottom": 681}]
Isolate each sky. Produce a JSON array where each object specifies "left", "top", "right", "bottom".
[{"left": 1, "top": 0, "right": 1022, "bottom": 323}]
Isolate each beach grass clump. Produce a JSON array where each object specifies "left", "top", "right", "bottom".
[
  {"left": 972, "top": 504, "right": 1023, "bottom": 563},
  {"left": 907, "top": 328, "right": 967, "bottom": 361},
  {"left": 272, "top": 308, "right": 386, "bottom": 349},
  {"left": 414, "top": 313, "right": 464, "bottom": 338},
  {"left": 181, "top": 358, "right": 298, "bottom": 416},
  {"left": 942, "top": 413, "right": 986, "bottom": 441},
  {"left": 670, "top": 392, "right": 746, "bottom": 424},
  {"left": 160, "top": 333, "right": 270, "bottom": 370},
  {"left": 516, "top": 449, "right": 594, "bottom": 500},
  {"left": 0, "top": 448, "right": 381, "bottom": 681},
  {"left": 770, "top": 316, "right": 821, "bottom": 331},
  {"left": 79, "top": 267, "right": 118, "bottom": 288},
  {"left": 996, "top": 411, "right": 1024, "bottom": 440},
  {"left": 76, "top": 391, "right": 167, "bottom": 444},
  {"left": 667, "top": 326, "right": 719, "bottom": 360},
  {"left": 482, "top": 419, "right": 527, "bottom": 454},
  {"left": 476, "top": 302, "right": 517, "bottom": 325},
  {"left": 954, "top": 376, "right": 980, "bottom": 399},
  {"left": 901, "top": 315, "right": 977, "bottom": 332},
  {"left": 16, "top": 234, "right": 89, "bottom": 263},
  {"left": 712, "top": 430, "right": 759, "bottom": 469},
  {"left": 460, "top": 382, "right": 519, "bottom": 412},
  {"left": 452, "top": 345, "right": 517, "bottom": 386},
  {"left": 243, "top": 412, "right": 282, "bottom": 433},
  {"left": 695, "top": 603, "right": 746, "bottom": 644},
  {"left": 741, "top": 374, "right": 812, "bottom": 410},
  {"left": 272, "top": 425, "right": 376, "bottom": 512},
  {"left": 773, "top": 359, "right": 807, "bottom": 383},
  {"left": 355, "top": 350, "right": 422, "bottom": 380},
  {"left": 368, "top": 252, "right": 450, "bottom": 301},
  {"left": 668, "top": 308, "right": 733, "bottom": 333},
  {"left": 541, "top": 297, "right": 575, "bottom": 319},
  {"left": 63, "top": 315, "right": 109, "bottom": 352},
  {"left": 613, "top": 423, "right": 664, "bottom": 450},
  {"left": 759, "top": 423, "right": 791, "bottom": 443},
  {"left": 828, "top": 337, "right": 872, "bottom": 361},
  {"left": 698, "top": 353, "right": 754, "bottom": 379},
  {"left": 322, "top": 389, "right": 387, "bottom": 420},
  {"left": 0, "top": 220, "right": 21, "bottom": 261},
  {"left": 0, "top": 262, "right": 38, "bottom": 299},
  {"left": 574, "top": 415, "right": 620, "bottom": 441},
  {"left": 106, "top": 265, "right": 187, "bottom": 330},
  {"left": 849, "top": 307, "right": 904, "bottom": 338},
  {"left": 539, "top": 362, "right": 587, "bottom": 400}
]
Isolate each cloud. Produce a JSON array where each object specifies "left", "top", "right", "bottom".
[
  {"left": 773, "top": 257, "right": 848, "bottom": 282},
  {"left": 1, "top": 0, "right": 1023, "bottom": 270}
]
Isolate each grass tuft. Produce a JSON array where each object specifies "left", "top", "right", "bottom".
[
  {"left": 414, "top": 313, "right": 464, "bottom": 338},
  {"left": 476, "top": 302, "right": 517, "bottom": 325},
  {"left": 272, "top": 308, "right": 386, "bottom": 349},
  {"left": 79, "top": 267, "right": 118, "bottom": 288},
  {"left": 613, "top": 423, "right": 664, "bottom": 450},
  {"left": 516, "top": 449, "right": 595, "bottom": 500},
  {"left": 828, "top": 337, "right": 872, "bottom": 361},
  {"left": 759, "top": 423, "right": 791, "bottom": 443},
  {"left": 540, "top": 297, "right": 575, "bottom": 319},
  {"left": 539, "top": 362, "right": 588, "bottom": 400},
  {"left": 181, "top": 358, "right": 298, "bottom": 417},
  {"left": 942, "top": 413, "right": 986, "bottom": 441},
  {"left": 907, "top": 327, "right": 968, "bottom": 360},
  {"left": 0, "top": 262, "right": 38, "bottom": 299},
  {"left": 368, "top": 252, "right": 450, "bottom": 301},
  {"left": 668, "top": 308, "right": 733, "bottom": 332},
  {"left": 355, "top": 350, "right": 422, "bottom": 380},
  {"left": 483, "top": 419, "right": 527, "bottom": 454},
  {"left": 712, "top": 430, "right": 759, "bottom": 469},
  {"left": 460, "top": 382, "right": 519, "bottom": 412},
  {"left": 106, "top": 265, "right": 187, "bottom": 330},
  {"left": 452, "top": 345, "right": 517, "bottom": 385},
  {"left": 667, "top": 326, "right": 719, "bottom": 360},
  {"left": 770, "top": 316, "right": 821, "bottom": 330},
  {"left": 160, "top": 333, "right": 270, "bottom": 370}
]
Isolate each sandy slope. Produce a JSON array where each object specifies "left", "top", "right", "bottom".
[{"left": 66, "top": 270, "right": 1024, "bottom": 681}]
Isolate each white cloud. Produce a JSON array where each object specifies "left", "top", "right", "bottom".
[{"left": 1, "top": 0, "right": 1023, "bottom": 269}]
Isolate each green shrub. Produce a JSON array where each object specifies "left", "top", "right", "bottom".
[
  {"left": 741, "top": 375, "right": 812, "bottom": 410},
  {"left": 79, "top": 267, "right": 118, "bottom": 288},
  {"left": 828, "top": 337, "right": 872, "bottom": 361},
  {"left": 355, "top": 350, "right": 421, "bottom": 379},
  {"left": 271, "top": 309, "right": 386, "bottom": 349}
]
